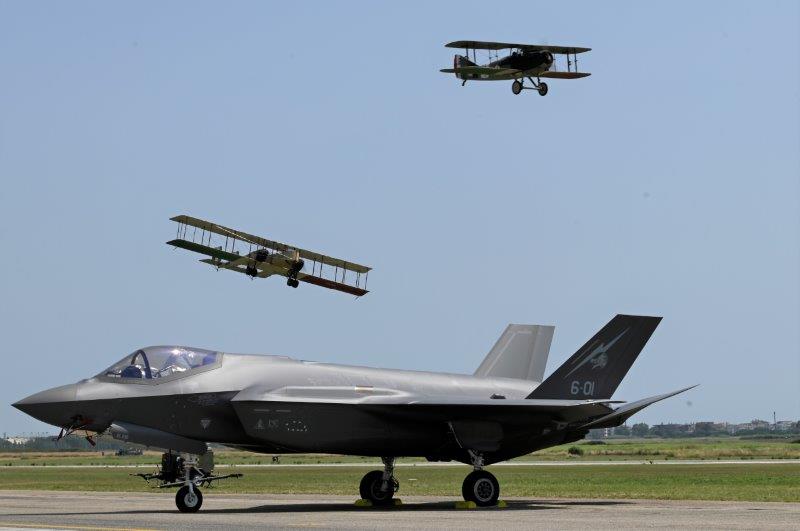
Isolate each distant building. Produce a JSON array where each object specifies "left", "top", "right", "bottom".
[{"left": 4, "top": 437, "right": 32, "bottom": 445}]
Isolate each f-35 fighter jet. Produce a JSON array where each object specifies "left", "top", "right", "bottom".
[{"left": 13, "top": 315, "right": 692, "bottom": 512}]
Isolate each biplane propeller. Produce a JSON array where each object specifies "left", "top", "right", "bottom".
[
  {"left": 167, "top": 215, "right": 371, "bottom": 297},
  {"left": 440, "top": 40, "right": 591, "bottom": 96}
]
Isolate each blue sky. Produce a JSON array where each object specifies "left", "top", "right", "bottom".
[{"left": 1, "top": 1, "right": 798, "bottom": 434}]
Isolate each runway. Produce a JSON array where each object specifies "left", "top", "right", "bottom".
[{"left": 0, "top": 491, "right": 797, "bottom": 530}]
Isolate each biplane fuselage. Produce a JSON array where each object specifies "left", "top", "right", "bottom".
[{"left": 455, "top": 50, "right": 554, "bottom": 81}]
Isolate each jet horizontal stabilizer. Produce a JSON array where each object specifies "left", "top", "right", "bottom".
[{"left": 578, "top": 385, "right": 698, "bottom": 430}]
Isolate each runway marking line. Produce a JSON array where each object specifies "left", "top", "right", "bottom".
[{"left": 0, "top": 522, "right": 155, "bottom": 531}]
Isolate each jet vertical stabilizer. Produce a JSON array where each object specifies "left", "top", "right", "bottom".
[
  {"left": 474, "top": 324, "right": 553, "bottom": 382},
  {"left": 527, "top": 314, "right": 661, "bottom": 399}
]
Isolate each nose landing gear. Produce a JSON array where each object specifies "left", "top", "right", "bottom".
[
  {"left": 134, "top": 450, "right": 242, "bottom": 513},
  {"left": 176, "top": 484, "right": 203, "bottom": 513}
]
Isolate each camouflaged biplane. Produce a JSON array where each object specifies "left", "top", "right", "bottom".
[{"left": 440, "top": 40, "right": 591, "bottom": 95}]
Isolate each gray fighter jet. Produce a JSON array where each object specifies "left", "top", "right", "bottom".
[{"left": 13, "top": 315, "right": 692, "bottom": 512}]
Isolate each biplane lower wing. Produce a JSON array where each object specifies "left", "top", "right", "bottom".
[
  {"left": 297, "top": 273, "right": 368, "bottom": 297},
  {"left": 539, "top": 71, "right": 591, "bottom": 79},
  {"left": 199, "top": 259, "right": 273, "bottom": 278},
  {"left": 167, "top": 239, "right": 241, "bottom": 263}
]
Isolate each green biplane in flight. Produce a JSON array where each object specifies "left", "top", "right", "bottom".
[
  {"left": 440, "top": 40, "right": 591, "bottom": 96},
  {"left": 167, "top": 215, "right": 371, "bottom": 297}
]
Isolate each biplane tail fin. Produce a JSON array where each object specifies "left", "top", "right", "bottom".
[{"left": 454, "top": 54, "right": 476, "bottom": 70}]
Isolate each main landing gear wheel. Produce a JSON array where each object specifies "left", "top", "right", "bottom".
[
  {"left": 176, "top": 485, "right": 203, "bottom": 513},
  {"left": 537, "top": 82, "right": 548, "bottom": 96},
  {"left": 359, "top": 470, "right": 397, "bottom": 506},
  {"left": 287, "top": 278, "right": 299, "bottom": 288},
  {"left": 462, "top": 470, "right": 500, "bottom": 507},
  {"left": 511, "top": 80, "right": 523, "bottom": 95}
]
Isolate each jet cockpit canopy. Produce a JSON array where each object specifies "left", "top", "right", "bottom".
[{"left": 100, "top": 346, "right": 221, "bottom": 382}]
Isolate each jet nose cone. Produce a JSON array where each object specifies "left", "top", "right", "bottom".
[{"left": 12, "top": 384, "right": 79, "bottom": 425}]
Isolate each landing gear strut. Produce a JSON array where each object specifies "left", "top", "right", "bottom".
[
  {"left": 135, "top": 450, "right": 242, "bottom": 513},
  {"left": 511, "top": 78, "right": 549, "bottom": 96},
  {"left": 461, "top": 450, "right": 500, "bottom": 507},
  {"left": 359, "top": 457, "right": 398, "bottom": 506}
]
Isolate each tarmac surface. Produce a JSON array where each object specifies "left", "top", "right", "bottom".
[{"left": 0, "top": 491, "right": 797, "bottom": 530}]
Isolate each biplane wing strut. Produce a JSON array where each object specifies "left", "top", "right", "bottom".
[{"left": 167, "top": 215, "right": 371, "bottom": 297}]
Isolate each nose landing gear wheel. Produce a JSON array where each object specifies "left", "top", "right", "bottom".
[
  {"left": 359, "top": 470, "right": 396, "bottom": 506},
  {"left": 511, "top": 80, "right": 523, "bottom": 95},
  {"left": 462, "top": 470, "right": 499, "bottom": 507},
  {"left": 537, "top": 82, "right": 548, "bottom": 96},
  {"left": 176, "top": 485, "right": 203, "bottom": 513}
]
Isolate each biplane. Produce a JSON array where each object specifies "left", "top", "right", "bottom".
[
  {"left": 440, "top": 40, "right": 591, "bottom": 96},
  {"left": 167, "top": 215, "right": 371, "bottom": 297}
]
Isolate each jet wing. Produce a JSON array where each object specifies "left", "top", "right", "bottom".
[
  {"left": 231, "top": 385, "right": 619, "bottom": 423},
  {"left": 446, "top": 41, "right": 591, "bottom": 54}
]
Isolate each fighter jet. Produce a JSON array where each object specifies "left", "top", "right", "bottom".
[{"left": 13, "top": 315, "right": 692, "bottom": 512}]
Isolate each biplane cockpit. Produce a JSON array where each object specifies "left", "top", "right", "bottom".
[
  {"left": 101, "top": 346, "right": 221, "bottom": 381},
  {"left": 167, "top": 215, "right": 371, "bottom": 297},
  {"left": 440, "top": 40, "right": 591, "bottom": 96}
]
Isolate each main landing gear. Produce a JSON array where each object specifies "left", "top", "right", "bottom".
[
  {"left": 359, "top": 457, "right": 399, "bottom": 506},
  {"left": 511, "top": 78, "right": 548, "bottom": 96},
  {"left": 461, "top": 450, "right": 500, "bottom": 507}
]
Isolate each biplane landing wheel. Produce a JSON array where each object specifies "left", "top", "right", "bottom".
[
  {"left": 287, "top": 278, "right": 299, "bottom": 288},
  {"left": 176, "top": 485, "right": 203, "bottom": 513},
  {"left": 538, "top": 82, "right": 548, "bottom": 96},
  {"left": 511, "top": 80, "right": 523, "bottom": 95}
]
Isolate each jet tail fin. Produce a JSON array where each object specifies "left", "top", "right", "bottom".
[
  {"left": 527, "top": 315, "right": 662, "bottom": 400},
  {"left": 474, "top": 324, "right": 554, "bottom": 382}
]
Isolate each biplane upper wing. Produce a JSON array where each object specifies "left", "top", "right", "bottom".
[
  {"left": 446, "top": 40, "right": 591, "bottom": 54},
  {"left": 167, "top": 215, "right": 371, "bottom": 296}
]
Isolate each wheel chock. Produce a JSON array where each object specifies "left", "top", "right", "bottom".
[
  {"left": 454, "top": 500, "right": 477, "bottom": 509},
  {"left": 496, "top": 500, "right": 508, "bottom": 508},
  {"left": 354, "top": 499, "right": 402, "bottom": 508}
]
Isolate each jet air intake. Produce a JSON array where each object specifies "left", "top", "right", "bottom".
[{"left": 108, "top": 421, "right": 208, "bottom": 455}]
